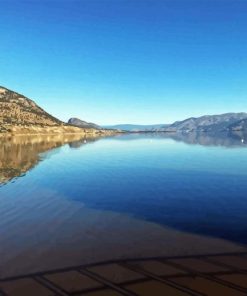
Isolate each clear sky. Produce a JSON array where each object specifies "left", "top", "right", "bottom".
[{"left": 0, "top": 0, "right": 246, "bottom": 124}]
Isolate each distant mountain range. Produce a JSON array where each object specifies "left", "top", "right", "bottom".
[
  {"left": 104, "top": 113, "right": 247, "bottom": 133},
  {"left": 102, "top": 124, "right": 169, "bottom": 132},
  {"left": 164, "top": 113, "right": 247, "bottom": 132},
  {"left": 1, "top": 86, "right": 247, "bottom": 135}
]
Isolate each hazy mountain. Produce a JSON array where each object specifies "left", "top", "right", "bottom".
[
  {"left": 229, "top": 118, "right": 247, "bottom": 131},
  {"left": 103, "top": 124, "right": 169, "bottom": 132},
  {"left": 164, "top": 113, "right": 247, "bottom": 132},
  {"left": 104, "top": 114, "right": 247, "bottom": 132},
  {"left": 68, "top": 118, "right": 102, "bottom": 130}
]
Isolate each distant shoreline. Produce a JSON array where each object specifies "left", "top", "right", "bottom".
[{"left": 0, "top": 125, "right": 122, "bottom": 137}]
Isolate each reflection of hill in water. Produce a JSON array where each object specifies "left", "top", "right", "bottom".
[
  {"left": 114, "top": 131, "right": 247, "bottom": 148},
  {"left": 68, "top": 137, "right": 99, "bottom": 149},
  {"left": 0, "top": 134, "right": 100, "bottom": 185},
  {"left": 1, "top": 132, "right": 246, "bottom": 185},
  {"left": 165, "top": 131, "right": 247, "bottom": 148}
]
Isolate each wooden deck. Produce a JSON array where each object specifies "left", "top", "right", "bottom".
[{"left": 1, "top": 251, "right": 247, "bottom": 295}]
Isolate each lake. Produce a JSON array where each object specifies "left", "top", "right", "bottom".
[{"left": 1, "top": 132, "right": 247, "bottom": 278}]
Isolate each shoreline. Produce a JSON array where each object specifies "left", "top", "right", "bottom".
[{"left": 0, "top": 125, "right": 122, "bottom": 137}]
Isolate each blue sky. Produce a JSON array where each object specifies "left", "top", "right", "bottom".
[{"left": 0, "top": 0, "right": 246, "bottom": 124}]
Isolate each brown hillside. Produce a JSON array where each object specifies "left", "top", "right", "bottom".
[
  {"left": 0, "top": 86, "right": 63, "bottom": 132},
  {"left": 0, "top": 86, "right": 119, "bottom": 136}
]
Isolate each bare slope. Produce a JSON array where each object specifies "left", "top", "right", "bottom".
[
  {"left": 0, "top": 86, "right": 63, "bottom": 131},
  {"left": 0, "top": 86, "right": 113, "bottom": 135}
]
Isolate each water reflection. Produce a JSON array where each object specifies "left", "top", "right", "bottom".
[
  {"left": 162, "top": 131, "right": 247, "bottom": 147},
  {"left": 68, "top": 137, "right": 100, "bottom": 149},
  {"left": 114, "top": 131, "right": 247, "bottom": 147},
  {"left": 0, "top": 134, "right": 100, "bottom": 185},
  {"left": 1, "top": 132, "right": 247, "bottom": 278},
  {"left": 1, "top": 132, "right": 247, "bottom": 186}
]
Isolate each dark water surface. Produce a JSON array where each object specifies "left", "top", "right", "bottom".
[{"left": 1, "top": 132, "right": 247, "bottom": 246}]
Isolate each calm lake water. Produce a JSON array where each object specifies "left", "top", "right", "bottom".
[{"left": 1, "top": 131, "right": 247, "bottom": 248}]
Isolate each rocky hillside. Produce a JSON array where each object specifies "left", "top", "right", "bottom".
[
  {"left": 0, "top": 86, "right": 116, "bottom": 135},
  {"left": 164, "top": 113, "right": 247, "bottom": 132},
  {"left": 0, "top": 86, "right": 63, "bottom": 132},
  {"left": 68, "top": 118, "right": 102, "bottom": 130}
]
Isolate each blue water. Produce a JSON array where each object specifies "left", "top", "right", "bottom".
[{"left": 1, "top": 133, "right": 247, "bottom": 244}]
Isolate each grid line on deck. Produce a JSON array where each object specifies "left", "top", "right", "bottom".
[{"left": 1, "top": 251, "right": 247, "bottom": 295}]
